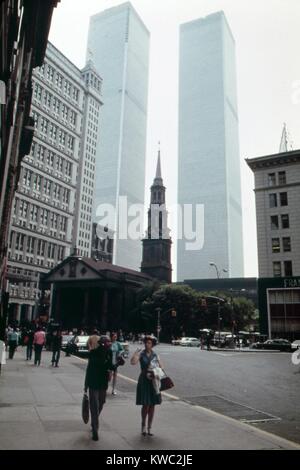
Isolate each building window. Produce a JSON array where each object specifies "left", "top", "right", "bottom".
[
  {"left": 272, "top": 238, "right": 280, "bottom": 253},
  {"left": 284, "top": 261, "right": 293, "bottom": 277},
  {"left": 282, "top": 237, "right": 291, "bottom": 252},
  {"left": 273, "top": 262, "right": 282, "bottom": 278},
  {"left": 281, "top": 214, "right": 290, "bottom": 229},
  {"left": 278, "top": 171, "right": 287, "bottom": 185},
  {"left": 269, "top": 193, "right": 277, "bottom": 208},
  {"left": 72, "top": 88, "right": 79, "bottom": 101},
  {"left": 280, "top": 192, "right": 288, "bottom": 207},
  {"left": 268, "top": 173, "right": 276, "bottom": 186}
]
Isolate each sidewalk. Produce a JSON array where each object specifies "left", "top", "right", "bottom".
[{"left": 0, "top": 350, "right": 299, "bottom": 450}]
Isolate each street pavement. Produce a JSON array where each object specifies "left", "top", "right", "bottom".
[
  {"left": 0, "top": 347, "right": 299, "bottom": 450},
  {"left": 121, "top": 344, "right": 300, "bottom": 444}
]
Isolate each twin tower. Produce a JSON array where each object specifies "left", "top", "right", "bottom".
[{"left": 141, "top": 151, "right": 172, "bottom": 284}]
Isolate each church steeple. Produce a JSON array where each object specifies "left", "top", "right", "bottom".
[
  {"left": 154, "top": 145, "right": 163, "bottom": 185},
  {"left": 150, "top": 147, "right": 166, "bottom": 206},
  {"left": 141, "top": 147, "right": 172, "bottom": 284}
]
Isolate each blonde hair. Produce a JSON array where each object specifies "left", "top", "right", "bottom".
[{"left": 87, "top": 335, "right": 100, "bottom": 351}]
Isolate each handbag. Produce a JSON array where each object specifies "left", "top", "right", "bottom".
[
  {"left": 160, "top": 375, "right": 174, "bottom": 392},
  {"left": 117, "top": 355, "right": 125, "bottom": 366},
  {"left": 82, "top": 392, "right": 89, "bottom": 424}
]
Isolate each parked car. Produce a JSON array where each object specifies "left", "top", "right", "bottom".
[
  {"left": 250, "top": 338, "right": 292, "bottom": 352},
  {"left": 67, "top": 335, "right": 90, "bottom": 355},
  {"left": 291, "top": 340, "right": 300, "bottom": 351},
  {"left": 172, "top": 338, "right": 182, "bottom": 346},
  {"left": 61, "top": 334, "right": 74, "bottom": 351},
  {"left": 180, "top": 337, "right": 200, "bottom": 347}
]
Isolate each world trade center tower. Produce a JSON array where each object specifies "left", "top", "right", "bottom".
[
  {"left": 87, "top": 2, "right": 150, "bottom": 270},
  {"left": 177, "top": 12, "right": 244, "bottom": 281}
]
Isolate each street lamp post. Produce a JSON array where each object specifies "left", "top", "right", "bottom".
[
  {"left": 217, "top": 302, "right": 221, "bottom": 346},
  {"left": 156, "top": 307, "right": 161, "bottom": 344},
  {"left": 209, "top": 262, "right": 228, "bottom": 279}
]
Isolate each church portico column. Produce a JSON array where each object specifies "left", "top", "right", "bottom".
[
  {"left": 100, "top": 288, "right": 108, "bottom": 331},
  {"left": 82, "top": 289, "right": 90, "bottom": 327}
]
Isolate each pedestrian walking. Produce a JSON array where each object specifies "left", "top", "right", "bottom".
[
  {"left": 130, "top": 335, "right": 163, "bottom": 437},
  {"left": 84, "top": 336, "right": 113, "bottom": 441},
  {"left": 33, "top": 327, "right": 46, "bottom": 366},
  {"left": 110, "top": 332, "right": 124, "bottom": 396},
  {"left": 7, "top": 328, "right": 19, "bottom": 359},
  {"left": 0, "top": 338, "right": 6, "bottom": 374},
  {"left": 25, "top": 327, "right": 35, "bottom": 361},
  {"left": 87, "top": 329, "right": 101, "bottom": 351},
  {"left": 206, "top": 334, "right": 211, "bottom": 351},
  {"left": 51, "top": 331, "right": 62, "bottom": 367}
]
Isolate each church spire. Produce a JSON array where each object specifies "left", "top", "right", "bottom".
[
  {"left": 279, "top": 122, "right": 293, "bottom": 153},
  {"left": 153, "top": 143, "right": 163, "bottom": 185}
]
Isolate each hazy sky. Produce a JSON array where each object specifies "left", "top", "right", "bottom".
[{"left": 49, "top": 0, "right": 300, "bottom": 280}]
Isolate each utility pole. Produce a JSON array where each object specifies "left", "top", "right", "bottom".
[
  {"left": 217, "top": 302, "right": 221, "bottom": 346},
  {"left": 156, "top": 307, "right": 161, "bottom": 344}
]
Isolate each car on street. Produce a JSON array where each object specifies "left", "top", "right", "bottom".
[
  {"left": 250, "top": 338, "right": 292, "bottom": 352},
  {"left": 171, "top": 338, "right": 182, "bottom": 346},
  {"left": 61, "top": 334, "right": 74, "bottom": 350},
  {"left": 180, "top": 337, "right": 200, "bottom": 347},
  {"left": 67, "top": 335, "right": 90, "bottom": 355},
  {"left": 291, "top": 340, "right": 300, "bottom": 350}
]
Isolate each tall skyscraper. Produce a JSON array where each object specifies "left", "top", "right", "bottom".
[
  {"left": 87, "top": 2, "right": 150, "bottom": 271},
  {"left": 177, "top": 11, "right": 244, "bottom": 281},
  {"left": 7, "top": 42, "right": 102, "bottom": 323}
]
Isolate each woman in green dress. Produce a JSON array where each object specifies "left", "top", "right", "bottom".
[
  {"left": 131, "top": 335, "right": 163, "bottom": 436},
  {"left": 110, "top": 332, "right": 124, "bottom": 395}
]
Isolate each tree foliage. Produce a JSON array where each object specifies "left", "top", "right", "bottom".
[{"left": 131, "top": 283, "right": 257, "bottom": 339}]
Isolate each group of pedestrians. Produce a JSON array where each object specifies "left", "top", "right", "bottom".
[
  {"left": 2, "top": 325, "right": 63, "bottom": 367},
  {"left": 84, "top": 331, "right": 164, "bottom": 442}
]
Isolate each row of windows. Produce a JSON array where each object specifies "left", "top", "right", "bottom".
[
  {"left": 78, "top": 238, "right": 90, "bottom": 250},
  {"left": 32, "top": 111, "right": 75, "bottom": 151},
  {"left": 80, "top": 221, "right": 91, "bottom": 231},
  {"left": 30, "top": 142, "right": 72, "bottom": 177},
  {"left": 273, "top": 261, "right": 293, "bottom": 278},
  {"left": 81, "top": 203, "right": 92, "bottom": 214},
  {"left": 10, "top": 232, "right": 65, "bottom": 260},
  {"left": 269, "top": 192, "right": 288, "bottom": 208},
  {"left": 17, "top": 204, "right": 67, "bottom": 233},
  {"left": 78, "top": 230, "right": 90, "bottom": 240},
  {"left": 271, "top": 237, "right": 291, "bottom": 253},
  {"left": 22, "top": 169, "right": 70, "bottom": 203},
  {"left": 268, "top": 171, "right": 287, "bottom": 187},
  {"left": 16, "top": 200, "right": 66, "bottom": 230},
  {"left": 84, "top": 72, "right": 102, "bottom": 94},
  {"left": 38, "top": 62, "right": 80, "bottom": 102},
  {"left": 33, "top": 84, "right": 78, "bottom": 126},
  {"left": 271, "top": 214, "right": 290, "bottom": 230},
  {"left": 81, "top": 195, "right": 93, "bottom": 205}
]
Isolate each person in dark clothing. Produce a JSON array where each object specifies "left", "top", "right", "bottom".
[
  {"left": 84, "top": 337, "right": 113, "bottom": 441},
  {"left": 8, "top": 328, "right": 19, "bottom": 359},
  {"left": 26, "top": 329, "right": 35, "bottom": 361},
  {"left": 206, "top": 334, "right": 211, "bottom": 351},
  {"left": 51, "top": 331, "right": 62, "bottom": 367}
]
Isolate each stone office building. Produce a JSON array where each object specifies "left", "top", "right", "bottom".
[
  {"left": 7, "top": 42, "right": 103, "bottom": 324},
  {"left": 246, "top": 149, "right": 300, "bottom": 278},
  {"left": 0, "top": 0, "right": 60, "bottom": 338},
  {"left": 247, "top": 148, "right": 300, "bottom": 340}
]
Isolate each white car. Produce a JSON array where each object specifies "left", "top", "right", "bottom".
[
  {"left": 291, "top": 340, "right": 300, "bottom": 350},
  {"left": 180, "top": 337, "right": 200, "bottom": 347},
  {"left": 70, "top": 335, "right": 90, "bottom": 354}
]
